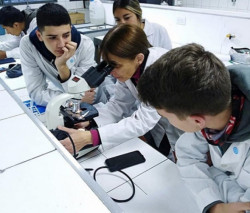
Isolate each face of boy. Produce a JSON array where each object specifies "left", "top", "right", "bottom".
[
  {"left": 157, "top": 109, "right": 202, "bottom": 132},
  {"left": 36, "top": 24, "right": 72, "bottom": 57},
  {"left": 2, "top": 23, "right": 23, "bottom": 36}
]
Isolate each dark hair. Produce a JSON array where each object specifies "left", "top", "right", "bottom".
[
  {"left": 113, "top": 0, "right": 142, "bottom": 22},
  {"left": 37, "top": 3, "right": 71, "bottom": 32},
  {"left": 0, "top": 6, "right": 24, "bottom": 27},
  {"left": 138, "top": 43, "right": 231, "bottom": 119},
  {"left": 100, "top": 24, "right": 150, "bottom": 62}
]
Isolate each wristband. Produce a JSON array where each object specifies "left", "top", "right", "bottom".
[{"left": 90, "top": 129, "right": 101, "bottom": 146}]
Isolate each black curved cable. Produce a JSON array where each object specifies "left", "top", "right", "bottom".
[{"left": 93, "top": 166, "right": 135, "bottom": 203}]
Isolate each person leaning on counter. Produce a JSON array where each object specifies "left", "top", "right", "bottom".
[
  {"left": 137, "top": 43, "right": 250, "bottom": 213},
  {"left": 112, "top": 0, "right": 180, "bottom": 160},
  {"left": 0, "top": 6, "right": 37, "bottom": 59},
  {"left": 19, "top": 3, "right": 102, "bottom": 106},
  {"left": 59, "top": 24, "right": 182, "bottom": 160}
]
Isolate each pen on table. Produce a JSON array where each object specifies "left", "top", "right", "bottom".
[{"left": 85, "top": 168, "right": 93, "bottom": 171}]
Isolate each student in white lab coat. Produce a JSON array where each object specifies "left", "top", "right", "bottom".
[
  {"left": 0, "top": 6, "right": 37, "bottom": 59},
  {"left": 137, "top": 43, "right": 250, "bottom": 213},
  {"left": 20, "top": 3, "right": 97, "bottom": 106},
  {"left": 113, "top": 0, "right": 172, "bottom": 50},
  {"left": 59, "top": 24, "right": 182, "bottom": 158},
  {"left": 112, "top": 0, "right": 176, "bottom": 158}
]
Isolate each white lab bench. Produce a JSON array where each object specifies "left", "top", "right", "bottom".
[
  {"left": 0, "top": 59, "right": 201, "bottom": 212},
  {"left": 0, "top": 59, "right": 46, "bottom": 124},
  {"left": 0, "top": 151, "right": 112, "bottom": 213},
  {"left": 0, "top": 78, "right": 121, "bottom": 213},
  {"left": 78, "top": 137, "right": 200, "bottom": 213}
]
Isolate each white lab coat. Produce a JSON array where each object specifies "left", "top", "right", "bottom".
[
  {"left": 0, "top": 18, "right": 36, "bottom": 58},
  {"left": 20, "top": 34, "right": 96, "bottom": 106},
  {"left": 176, "top": 132, "right": 250, "bottom": 212},
  {"left": 176, "top": 64, "right": 250, "bottom": 212},
  {"left": 143, "top": 19, "right": 172, "bottom": 50},
  {"left": 94, "top": 47, "right": 181, "bottom": 147}
]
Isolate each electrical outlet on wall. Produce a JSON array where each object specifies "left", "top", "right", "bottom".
[{"left": 176, "top": 16, "right": 186, "bottom": 25}]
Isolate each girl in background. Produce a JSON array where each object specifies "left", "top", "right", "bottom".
[{"left": 113, "top": 0, "right": 172, "bottom": 50}]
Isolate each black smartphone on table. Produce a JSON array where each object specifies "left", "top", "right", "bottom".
[{"left": 105, "top": 150, "right": 146, "bottom": 172}]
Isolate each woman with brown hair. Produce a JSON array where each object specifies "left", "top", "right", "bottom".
[{"left": 59, "top": 24, "right": 182, "bottom": 159}]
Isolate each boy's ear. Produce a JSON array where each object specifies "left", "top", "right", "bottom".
[
  {"left": 135, "top": 53, "right": 144, "bottom": 65},
  {"left": 12, "top": 22, "right": 19, "bottom": 28},
  {"left": 36, "top": 30, "right": 43, "bottom": 42},
  {"left": 190, "top": 115, "right": 206, "bottom": 130}
]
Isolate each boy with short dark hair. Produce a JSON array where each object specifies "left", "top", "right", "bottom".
[
  {"left": 137, "top": 43, "right": 250, "bottom": 213},
  {"left": 20, "top": 3, "right": 97, "bottom": 106},
  {"left": 0, "top": 6, "right": 37, "bottom": 59}
]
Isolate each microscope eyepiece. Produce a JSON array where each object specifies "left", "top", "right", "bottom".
[{"left": 81, "top": 61, "right": 114, "bottom": 88}]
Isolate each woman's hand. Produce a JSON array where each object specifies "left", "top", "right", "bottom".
[
  {"left": 74, "top": 121, "right": 90, "bottom": 129},
  {"left": 81, "top": 88, "right": 96, "bottom": 104},
  {"left": 58, "top": 126, "right": 92, "bottom": 154}
]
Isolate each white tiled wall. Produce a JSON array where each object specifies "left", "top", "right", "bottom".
[
  {"left": 1, "top": 0, "right": 249, "bottom": 56},
  {"left": 142, "top": 6, "right": 250, "bottom": 55},
  {"left": 102, "top": 2, "right": 250, "bottom": 56},
  {"left": 182, "top": 0, "right": 250, "bottom": 12}
]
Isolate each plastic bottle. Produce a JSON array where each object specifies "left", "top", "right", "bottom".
[{"left": 89, "top": 0, "right": 105, "bottom": 25}]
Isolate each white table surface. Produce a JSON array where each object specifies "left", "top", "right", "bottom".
[
  {"left": 14, "top": 88, "right": 47, "bottom": 125},
  {"left": 14, "top": 87, "right": 30, "bottom": 101},
  {"left": 0, "top": 55, "right": 200, "bottom": 212},
  {"left": 0, "top": 72, "right": 26, "bottom": 90},
  {"left": 79, "top": 138, "right": 200, "bottom": 213},
  {"left": 108, "top": 160, "right": 200, "bottom": 213},
  {"left": 0, "top": 78, "right": 121, "bottom": 213},
  {"left": 0, "top": 90, "right": 24, "bottom": 120},
  {"left": 0, "top": 151, "right": 111, "bottom": 213},
  {"left": 0, "top": 113, "right": 55, "bottom": 170},
  {"left": 0, "top": 83, "right": 4, "bottom": 91}
]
